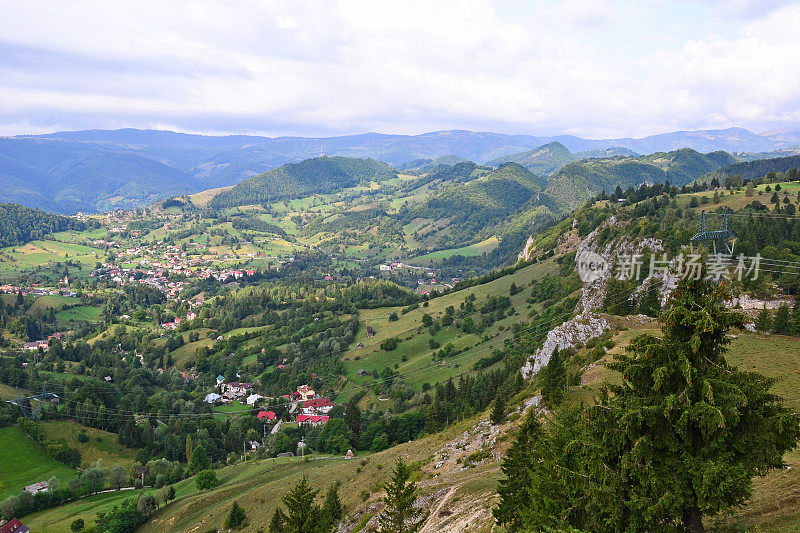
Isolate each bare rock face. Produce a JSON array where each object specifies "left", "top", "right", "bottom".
[
  {"left": 521, "top": 313, "right": 609, "bottom": 378},
  {"left": 519, "top": 215, "right": 677, "bottom": 380}
]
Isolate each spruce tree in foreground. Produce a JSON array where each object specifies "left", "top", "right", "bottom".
[
  {"left": 378, "top": 459, "right": 426, "bottom": 533},
  {"left": 225, "top": 501, "right": 247, "bottom": 530},
  {"left": 273, "top": 475, "right": 330, "bottom": 533},
  {"left": 497, "top": 276, "right": 800, "bottom": 532},
  {"left": 539, "top": 347, "right": 566, "bottom": 408}
]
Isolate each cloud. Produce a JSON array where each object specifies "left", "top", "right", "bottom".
[{"left": 0, "top": 0, "right": 798, "bottom": 137}]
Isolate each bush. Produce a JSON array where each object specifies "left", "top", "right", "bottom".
[
  {"left": 70, "top": 518, "right": 85, "bottom": 532},
  {"left": 380, "top": 338, "right": 398, "bottom": 351},
  {"left": 195, "top": 469, "right": 219, "bottom": 491}
]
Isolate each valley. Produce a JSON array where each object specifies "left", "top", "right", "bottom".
[{"left": 0, "top": 146, "right": 799, "bottom": 533}]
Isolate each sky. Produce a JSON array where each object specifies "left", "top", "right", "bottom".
[{"left": 1, "top": 0, "right": 799, "bottom": 139}]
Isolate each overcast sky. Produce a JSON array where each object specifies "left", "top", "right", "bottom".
[{"left": 1, "top": 0, "right": 799, "bottom": 138}]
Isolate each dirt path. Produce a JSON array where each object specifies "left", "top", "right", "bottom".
[{"left": 421, "top": 485, "right": 458, "bottom": 533}]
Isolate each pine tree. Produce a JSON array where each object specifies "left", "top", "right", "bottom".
[
  {"left": 755, "top": 304, "right": 772, "bottom": 333},
  {"left": 490, "top": 394, "right": 506, "bottom": 425},
  {"left": 277, "top": 475, "right": 329, "bottom": 533},
  {"left": 792, "top": 298, "right": 800, "bottom": 335},
  {"left": 322, "top": 482, "right": 343, "bottom": 525},
  {"left": 378, "top": 459, "right": 426, "bottom": 533},
  {"left": 269, "top": 508, "right": 285, "bottom": 532},
  {"left": 636, "top": 280, "right": 661, "bottom": 317},
  {"left": 540, "top": 347, "right": 566, "bottom": 408},
  {"left": 225, "top": 501, "right": 247, "bottom": 530},
  {"left": 494, "top": 411, "right": 547, "bottom": 530},
  {"left": 505, "top": 277, "right": 800, "bottom": 532},
  {"left": 773, "top": 302, "right": 791, "bottom": 335}
]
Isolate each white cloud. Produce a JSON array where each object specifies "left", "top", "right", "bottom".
[{"left": 0, "top": 0, "right": 798, "bottom": 137}]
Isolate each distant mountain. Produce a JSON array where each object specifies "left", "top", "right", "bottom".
[
  {"left": 486, "top": 142, "right": 575, "bottom": 177},
  {"left": 5, "top": 126, "right": 798, "bottom": 214},
  {"left": 575, "top": 147, "right": 639, "bottom": 159},
  {"left": 545, "top": 148, "right": 737, "bottom": 209},
  {"left": 209, "top": 156, "right": 397, "bottom": 208},
  {"left": 397, "top": 155, "right": 470, "bottom": 172},
  {"left": 0, "top": 137, "right": 196, "bottom": 213}
]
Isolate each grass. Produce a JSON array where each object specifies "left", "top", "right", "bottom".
[
  {"left": 0, "top": 426, "right": 77, "bottom": 499},
  {"left": 56, "top": 306, "right": 101, "bottom": 324},
  {"left": 337, "top": 258, "right": 558, "bottom": 401},
  {"left": 413, "top": 236, "right": 499, "bottom": 263},
  {"left": 39, "top": 421, "right": 138, "bottom": 470}
]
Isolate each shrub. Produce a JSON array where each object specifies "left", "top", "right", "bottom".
[{"left": 195, "top": 469, "right": 219, "bottom": 491}]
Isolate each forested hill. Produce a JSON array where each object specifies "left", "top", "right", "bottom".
[
  {"left": 209, "top": 156, "right": 397, "bottom": 208},
  {"left": 699, "top": 154, "right": 800, "bottom": 183},
  {"left": 0, "top": 203, "right": 89, "bottom": 247},
  {"left": 544, "top": 148, "right": 736, "bottom": 210},
  {"left": 486, "top": 141, "right": 576, "bottom": 177}
]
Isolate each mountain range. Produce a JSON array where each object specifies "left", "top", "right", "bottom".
[{"left": 1, "top": 126, "right": 799, "bottom": 213}]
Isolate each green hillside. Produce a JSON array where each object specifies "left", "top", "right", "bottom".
[
  {"left": 414, "top": 163, "right": 552, "bottom": 244},
  {"left": 0, "top": 203, "right": 90, "bottom": 247},
  {"left": 210, "top": 156, "right": 398, "bottom": 208},
  {"left": 486, "top": 141, "right": 576, "bottom": 176},
  {"left": 699, "top": 154, "right": 800, "bottom": 183},
  {"left": 545, "top": 148, "right": 737, "bottom": 209}
]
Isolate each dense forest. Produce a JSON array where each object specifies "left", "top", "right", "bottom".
[{"left": 0, "top": 203, "right": 91, "bottom": 247}]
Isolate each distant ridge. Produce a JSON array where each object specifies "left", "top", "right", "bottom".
[{"left": 2, "top": 126, "right": 798, "bottom": 213}]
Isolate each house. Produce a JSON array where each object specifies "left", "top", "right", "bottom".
[
  {"left": 296, "top": 385, "right": 315, "bottom": 401},
  {"left": 24, "top": 481, "right": 48, "bottom": 495},
  {"left": 0, "top": 518, "right": 29, "bottom": 533},
  {"left": 204, "top": 393, "right": 222, "bottom": 403},
  {"left": 345, "top": 449, "right": 356, "bottom": 459},
  {"left": 246, "top": 394, "right": 263, "bottom": 405},
  {"left": 302, "top": 398, "right": 333, "bottom": 415},
  {"left": 257, "top": 410, "right": 276, "bottom": 421},
  {"left": 249, "top": 440, "right": 261, "bottom": 451},
  {"left": 276, "top": 452, "right": 294, "bottom": 458},
  {"left": 296, "top": 414, "right": 329, "bottom": 427},
  {"left": 216, "top": 375, "right": 225, "bottom": 386},
  {"left": 324, "top": 275, "right": 334, "bottom": 281}
]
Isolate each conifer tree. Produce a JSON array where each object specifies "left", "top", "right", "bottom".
[
  {"left": 490, "top": 394, "right": 506, "bottom": 425},
  {"left": 499, "top": 277, "right": 800, "bottom": 532},
  {"left": 494, "top": 411, "right": 545, "bottom": 530},
  {"left": 322, "top": 482, "right": 343, "bottom": 525},
  {"left": 225, "top": 501, "right": 247, "bottom": 530},
  {"left": 792, "top": 298, "right": 800, "bottom": 335},
  {"left": 269, "top": 508, "right": 284, "bottom": 532},
  {"left": 276, "top": 475, "right": 329, "bottom": 533},
  {"left": 773, "top": 302, "right": 791, "bottom": 335},
  {"left": 755, "top": 304, "right": 772, "bottom": 333},
  {"left": 540, "top": 347, "right": 566, "bottom": 408},
  {"left": 378, "top": 459, "right": 426, "bottom": 533}
]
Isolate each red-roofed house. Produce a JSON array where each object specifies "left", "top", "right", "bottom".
[
  {"left": 296, "top": 414, "right": 329, "bottom": 427},
  {"left": 302, "top": 398, "right": 333, "bottom": 415},
  {"left": 257, "top": 410, "right": 276, "bottom": 420},
  {"left": 0, "top": 518, "right": 30, "bottom": 533}
]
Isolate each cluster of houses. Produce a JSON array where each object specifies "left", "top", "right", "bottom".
[
  {"left": 22, "top": 332, "right": 64, "bottom": 352},
  {"left": 204, "top": 377, "right": 257, "bottom": 404},
  {"left": 0, "top": 285, "right": 56, "bottom": 296}
]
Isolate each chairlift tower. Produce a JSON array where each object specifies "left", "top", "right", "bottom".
[{"left": 691, "top": 208, "right": 736, "bottom": 255}]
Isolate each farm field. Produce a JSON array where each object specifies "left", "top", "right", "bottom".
[
  {"left": 0, "top": 426, "right": 77, "bottom": 499},
  {"left": 56, "top": 305, "right": 101, "bottom": 324},
  {"left": 39, "top": 421, "right": 138, "bottom": 470}
]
